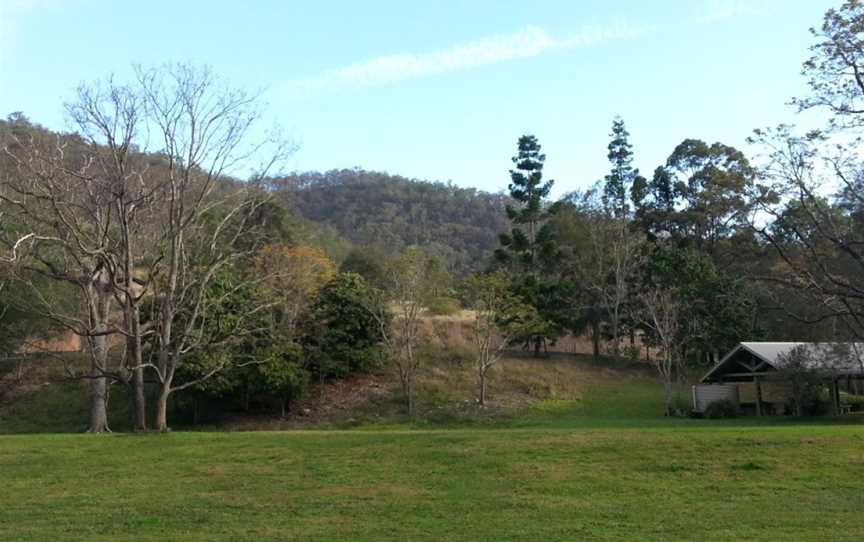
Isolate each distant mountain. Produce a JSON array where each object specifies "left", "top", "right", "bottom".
[{"left": 270, "top": 169, "right": 511, "bottom": 273}]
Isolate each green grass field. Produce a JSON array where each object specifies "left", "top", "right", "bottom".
[
  {"left": 2, "top": 425, "right": 863, "bottom": 541},
  {"left": 2, "top": 354, "right": 863, "bottom": 540}
]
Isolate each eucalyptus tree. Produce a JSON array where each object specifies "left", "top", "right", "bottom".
[{"left": 748, "top": 1, "right": 864, "bottom": 341}]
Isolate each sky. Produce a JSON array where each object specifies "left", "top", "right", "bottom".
[{"left": 0, "top": 0, "right": 838, "bottom": 196}]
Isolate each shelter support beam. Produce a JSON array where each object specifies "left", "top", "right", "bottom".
[{"left": 755, "top": 377, "right": 763, "bottom": 417}]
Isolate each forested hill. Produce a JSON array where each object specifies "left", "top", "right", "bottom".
[
  {"left": 270, "top": 169, "right": 511, "bottom": 272},
  {"left": 0, "top": 118, "right": 510, "bottom": 273}
]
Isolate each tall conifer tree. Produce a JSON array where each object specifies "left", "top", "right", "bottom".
[
  {"left": 602, "top": 117, "right": 641, "bottom": 218},
  {"left": 496, "top": 134, "right": 558, "bottom": 274}
]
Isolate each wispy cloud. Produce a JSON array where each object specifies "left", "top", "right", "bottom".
[
  {"left": 291, "top": 22, "right": 653, "bottom": 92},
  {"left": 698, "top": 0, "right": 770, "bottom": 23}
]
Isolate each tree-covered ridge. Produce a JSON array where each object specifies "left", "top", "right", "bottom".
[{"left": 270, "top": 169, "right": 511, "bottom": 273}]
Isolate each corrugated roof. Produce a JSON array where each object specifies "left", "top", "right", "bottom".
[
  {"left": 702, "top": 342, "right": 864, "bottom": 382},
  {"left": 739, "top": 342, "right": 809, "bottom": 367}
]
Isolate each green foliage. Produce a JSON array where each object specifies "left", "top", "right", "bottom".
[
  {"left": 304, "top": 273, "right": 385, "bottom": 378},
  {"left": 339, "top": 247, "right": 389, "bottom": 289},
  {"left": 643, "top": 245, "right": 760, "bottom": 362},
  {"left": 461, "top": 271, "right": 545, "bottom": 342},
  {"left": 704, "top": 399, "right": 738, "bottom": 419},
  {"left": 255, "top": 341, "right": 309, "bottom": 415},
  {"left": 493, "top": 135, "right": 564, "bottom": 351},
  {"left": 634, "top": 139, "right": 753, "bottom": 254},
  {"left": 496, "top": 134, "right": 559, "bottom": 272},
  {"left": 602, "top": 117, "right": 643, "bottom": 218},
  {"left": 170, "top": 265, "right": 268, "bottom": 376}
]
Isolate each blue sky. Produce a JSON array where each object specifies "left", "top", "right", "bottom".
[{"left": 0, "top": 0, "right": 836, "bottom": 196}]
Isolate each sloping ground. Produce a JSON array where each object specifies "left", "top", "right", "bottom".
[
  {"left": 1, "top": 426, "right": 863, "bottom": 541},
  {"left": 182, "top": 352, "right": 666, "bottom": 431},
  {"left": 0, "top": 347, "right": 662, "bottom": 433}
]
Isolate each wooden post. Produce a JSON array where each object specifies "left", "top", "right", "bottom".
[
  {"left": 755, "top": 377, "right": 763, "bottom": 417},
  {"left": 831, "top": 378, "right": 841, "bottom": 416}
]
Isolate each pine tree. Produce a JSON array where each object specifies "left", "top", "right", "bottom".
[
  {"left": 495, "top": 134, "right": 563, "bottom": 356},
  {"left": 496, "top": 134, "right": 558, "bottom": 273},
  {"left": 602, "top": 117, "right": 640, "bottom": 218}
]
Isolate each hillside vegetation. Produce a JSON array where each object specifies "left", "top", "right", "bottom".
[{"left": 271, "top": 169, "right": 511, "bottom": 272}]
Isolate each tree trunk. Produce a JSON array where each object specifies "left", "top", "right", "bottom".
[
  {"left": 87, "top": 297, "right": 111, "bottom": 433},
  {"left": 86, "top": 267, "right": 114, "bottom": 433},
  {"left": 127, "top": 312, "right": 147, "bottom": 431},
  {"left": 280, "top": 397, "right": 287, "bottom": 419},
  {"left": 131, "top": 364, "right": 146, "bottom": 431},
  {"left": 663, "top": 379, "right": 674, "bottom": 417},
  {"left": 88, "top": 370, "right": 110, "bottom": 433},
  {"left": 610, "top": 314, "right": 620, "bottom": 358},
  {"left": 592, "top": 320, "right": 601, "bottom": 361},
  {"left": 154, "top": 384, "right": 171, "bottom": 432},
  {"left": 407, "top": 372, "right": 416, "bottom": 417},
  {"left": 478, "top": 368, "right": 487, "bottom": 406}
]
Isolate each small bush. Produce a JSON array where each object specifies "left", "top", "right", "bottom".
[
  {"left": 671, "top": 393, "right": 692, "bottom": 416},
  {"left": 622, "top": 345, "right": 641, "bottom": 362},
  {"left": 426, "top": 296, "right": 461, "bottom": 316},
  {"left": 704, "top": 399, "right": 738, "bottom": 419}
]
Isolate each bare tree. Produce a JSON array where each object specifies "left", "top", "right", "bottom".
[
  {"left": 636, "top": 287, "right": 684, "bottom": 416},
  {"left": 65, "top": 80, "right": 157, "bottom": 431},
  {"left": 0, "top": 110, "right": 133, "bottom": 432},
  {"left": 1, "top": 64, "right": 293, "bottom": 432},
  {"left": 370, "top": 248, "right": 436, "bottom": 416},
  {"left": 133, "top": 63, "right": 293, "bottom": 431}
]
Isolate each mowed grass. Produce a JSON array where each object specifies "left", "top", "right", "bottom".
[
  {"left": 1, "top": 426, "right": 863, "bottom": 541},
  {"left": 2, "top": 354, "right": 864, "bottom": 540}
]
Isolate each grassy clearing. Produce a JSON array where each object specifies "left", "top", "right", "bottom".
[{"left": 1, "top": 425, "right": 863, "bottom": 541}]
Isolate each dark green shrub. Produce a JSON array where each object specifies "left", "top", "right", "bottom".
[
  {"left": 704, "top": 399, "right": 738, "bottom": 419},
  {"left": 304, "top": 273, "right": 386, "bottom": 378}
]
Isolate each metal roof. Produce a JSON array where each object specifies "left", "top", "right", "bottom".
[{"left": 701, "top": 342, "right": 864, "bottom": 382}]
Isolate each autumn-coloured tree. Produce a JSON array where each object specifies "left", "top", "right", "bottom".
[{"left": 254, "top": 244, "right": 336, "bottom": 338}]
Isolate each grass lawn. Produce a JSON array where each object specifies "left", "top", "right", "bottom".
[
  {"left": 2, "top": 354, "right": 864, "bottom": 540},
  {"left": 1, "top": 424, "right": 863, "bottom": 540}
]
